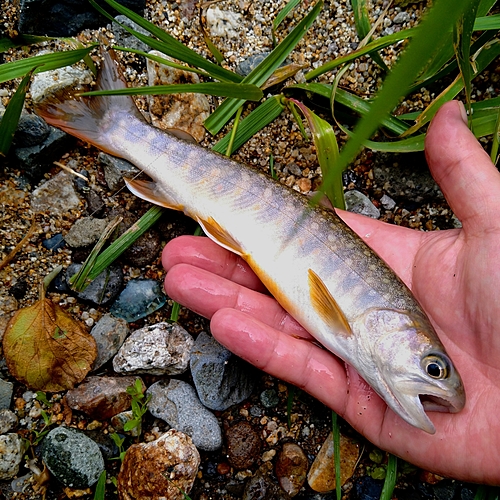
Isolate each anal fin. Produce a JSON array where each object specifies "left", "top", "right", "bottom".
[
  {"left": 124, "top": 178, "right": 184, "bottom": 211},
  {"left": 196, "top": 216, "right": 245, "bottom": 257}
]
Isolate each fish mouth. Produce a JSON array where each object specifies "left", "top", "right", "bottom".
[{"left": 419, "top": 392, "right": 465, "bottom": 413}]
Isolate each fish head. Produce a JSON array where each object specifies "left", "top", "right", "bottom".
[{"left": 353, "top": 308, "right": 465, "bottom": 434}]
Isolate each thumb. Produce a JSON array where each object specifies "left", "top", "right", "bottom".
[{"left": 425, "top": 100, "right": 500, "bottom": 233}]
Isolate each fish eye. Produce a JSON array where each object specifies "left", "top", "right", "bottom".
[{"left": 422, "top": 354, "right": 450, "bottom": 379}]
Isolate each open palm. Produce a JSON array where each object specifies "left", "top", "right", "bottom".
[{"left": 163, "top": 101, "right": 500, "bottom": 484}]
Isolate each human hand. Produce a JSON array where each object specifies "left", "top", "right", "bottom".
[{"left": 162, "top": 101, "right": 500, "bottom": 484}]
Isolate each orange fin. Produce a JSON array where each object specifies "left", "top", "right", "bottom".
[
  {"left": 124, "top": 178, "right": 184, "bottom": 211},
  {"left": 308, "top": 269, "right": 352, "bottom": 337},
  {"left": 196, "top": 216, "right": 245, "bottom": 256}
]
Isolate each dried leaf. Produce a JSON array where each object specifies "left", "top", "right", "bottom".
[{"left": 3, "top": 298, "right": 97, "bottom": 391}]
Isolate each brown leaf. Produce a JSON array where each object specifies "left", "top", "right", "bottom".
[{"left": 2, "top": 298, "right": 97, "bottom": 391}]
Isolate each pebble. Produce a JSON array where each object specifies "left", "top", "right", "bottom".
[
  {"left": 0, "top": 433, "right": 23, "bottom": 480},
  {"left": 205, "top": 7, "right": 242, "bottom": 38},
  {"left": 0, "top": 378, "right": 14, "bottom": 410},
  {"left": 64, "top": 217, "right": 109, "bottom": 248},
  {"left": 111, "top": 15, "right": 151, "bottom": 53},
  {"left": 307, "top": 432, "right": 360, "bottom": 493},
  {"left": 344, "top": 190, "right": 381, "bottom": 219},
  {"left": 147, "top": 379, "right": 222, "bottom": 451},
  {"left": 113, "top": 322, "right": 193, "bottom": 375},
  {"left": 110, "top": 279, "right": 166, "bottom": 322},
  {"left": 0, "top": 409, "right": 18, "bottom": 434},
  {"left": 122, "top": 227, "right": 162, "bottom": 267},
  {"left": 242, "top": 463, "right": 290, "bottom": 500},
  {"left": 13, "top": 113, "right": 50, "bottom": 147},
  {"left": 147, "top": 50, "right": 210, "bottom": 143},
  {"left": 66, "top": 263, "right": 123, "bottom": 306},
  {"left": 9, "top": 280, "right": 28, "bottom": 300},
  {"left": 42, "top": 233, "right": 66, "bottom": 251},
  {"left": 393, "top": 12, "right": 410, "bottom": 24},
  {"left": 99, "top": 152, "right": 140, "bottom": 192},
  {"left": 352, "top": 476, "right": 384, "bottom": 500},
  {"left": 275, "top": 442, "right": 308, "bottom": 497},
  {"left": 236, "top": 52, "right": 271, "bottom": 76},
  {"left": 41, "top": 427, "right": 105, "bottom": 488},
  {"left": 117, "top": 429, "right": 200, "bottom": 500},
  {"left": 190, "top": 331, "right": 256, "bottom": 411},
  {"left": 225, "top": 421, "right": 262, "bottom": 469},
  {"left": 90, "top": 314, "right": 130, "bottom": 370},
  {"left": 110, "top": 410, "right": 142, "bottom": 437},
  {"left": 30, "top": 171, "right": 81, "bottom": 214},
  {"left": 260, "top": 388, "right": 280, "bottom": 408},
  {"left": 380, "top": 193, "right": 396, "bottom": 210},
  {"left": 65, "top": 376, "right": 145, "bottom": 420}
]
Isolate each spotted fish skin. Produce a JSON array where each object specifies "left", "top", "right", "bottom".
[{"left": 35, "top": 50, "right": 465, "bottom": 433}]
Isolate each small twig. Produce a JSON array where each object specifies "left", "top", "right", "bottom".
[
  {"left": 53, "top": 161, "right": 89, "bottom": 182},
  {"left": 0, "top": 215, "right": 37, "bottom": 271}
]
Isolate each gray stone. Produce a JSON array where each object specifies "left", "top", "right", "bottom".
[
  {"left": 344, "top": 190, "right": 380, "bottom": 219},
  {"left": 99, "top": 153, "right": 140, "bottom": 192},
  {"left": 111, "top": 15, "right": 151, "bottom": 53},
  {"left": 0, "top": 378, "right": 14, "bottom": 410},
  {"left": 0, "top": 433, "right": 23, "bottom": 480},
  {"left": 147, "top": 379, "right": 222, "bottom": 451},
  {"left": 380, "top": 194, "right": 396, "bottom": 210},
  {"left": 0, "top": 410, "right": 18, "bottom": 434},
  {"left": 41, "top": 427, "right": 104, "bottom": 488},
  {"left": 113, "top": 322, "right": 193, "bottom": 375},
  {"left": 91, "top": 314, "right": 130, "bottom": 370},
  {"left": 13, "top": 113, "right": 50, "bottom": 147},
  {"left": 393, "top": 11, "right": 410, "bottom": 24},
  {"left": 190, "top": 332, "right": 257, "bottom": 411},
  {"left": 205, "top": 7, "right": 242, "bottom": 38},
  {"left": 30, "top": 171, "right": 81, "bottom": 214},
  {"left": 65, "top": 217, "right": 109, "bottom": 248}
]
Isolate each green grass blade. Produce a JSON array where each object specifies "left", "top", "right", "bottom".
[
  {"left": 0, "top": 71, "right": 32, "bottom": 157},
  {"left": 204, "top": 0, "right": 323, "bottom": 135},
  {"left": 212, "top": 96, "right": 286, "bottom": 154},
  {"left": 93, "top": 471, "right": 107, "bottom": 500},
  {"left": 490, "top": 107, "right": 500, "bottom": 165},
  {"left": 380, "top": 454, "right": 397, "bottom": 500},
  {"left": 332, "top": 412, "right": 342, "bottom": 500},
  {"left": 0, "top": 35, "right": 56, "bottom": 52},
  {"left": 0, "top": 46, "right": 95, "bottom": 83},
  {"left": 319, "top": 0, "right": 481, "bottom": 197},
  {"left": 91, "top": 0, "right": 242, "bottom": 83},
  {"left": 81, "top": 82, "right": 263, "bottom": 101},
  {"left": 203, "top": 34, "right": 225, "bottom": 64},
  {"left": 272, "top": 0, "right": 301, "bottom": 45},
  {"left": 474, "top": 14, "right": 500, "bottom": 30}
]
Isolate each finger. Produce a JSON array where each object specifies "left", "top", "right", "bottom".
[
  {"left": 425, "top": 100, "right": 500, "bottom": 232},
  {"left": 164, "top": 263, "right": 310, "bottom": 338}
]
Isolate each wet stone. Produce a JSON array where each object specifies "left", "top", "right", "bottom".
[
  {"left": 236, "top": 52, "right": 271, "bottom": 76},
  {"left": 66, "top": 263, "right": 123, "bottom": 306},
  {"left": 260, "top": 388, "right": 280, "bottom": 408},
  {"left": 0, "top": 378, "right": 13, "bottom": 410},
  {"left": 122, "top": 228, "right": 161, "bottom": 267},
  {"left": 225, "top": 421, "right": 262, "bottom": 469},
  {"left": 65, "top": 376, "right": 144, "bottom": 420},
  {"left": 84, "top": 429, "right": 120, "bottom": 461},
  {"left": 117, "top": 429, "right": 200, "bottom": 500},
  {"left": 345, "top": 190, "right": 381, "bottom": 219},
  {"left": 352, "top": 476, "right": 384, "bottom": 500},
  {"left": 13, "top": 113, "right": 50, "bottom": 147},
  {"left": 90, "top": 314, "right": 130, "bottom": 371},
  {"left": 0, "top": 433, "right": 23, "bottom": 480},
  {"left": 42, "top": 233, "right": 65, "bottom": 251},
  {"left": 242, "top": 463, "right": 290, "bottom": 500},
  {"left": 30, "top": 171, "right": 80, "bottom": 214},
  {"left": 99, "top": 153, "right": 140, "bottom": 192},
  {"left": 113, "top": 322, "right": 193, "bottom": 376},
  {"left": 190, "top": 331, "right": 256, "bottom": 411},
  {"left": 275, "top": 442, "right": 308, "bottom": 497},
  {"left": 41, "top": 427, "right": 104, "bottom": 488},
  {"left": 110, "top": 279, "right": 166, "bottom": 322},
  {"left": 65, "top": 217, "right": 109, "bottom": 248},
  {"left": 147, "top": 379, "right": 222, "bottom": 451},
  {"left": 0, "top": 409, "right": 18, "bottom": 434}
]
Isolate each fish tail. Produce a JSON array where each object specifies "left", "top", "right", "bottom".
[{"left": 34, "top": 49, "right": 144, "bottom": 158}]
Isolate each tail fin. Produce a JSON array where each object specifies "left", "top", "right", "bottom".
[{"left": 34, "top": 49, "right": 144, "bottom": 157}]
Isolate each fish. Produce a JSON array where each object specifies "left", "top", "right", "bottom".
[{"left": 35, "top": 49, "right": 465, "bottom": 434}]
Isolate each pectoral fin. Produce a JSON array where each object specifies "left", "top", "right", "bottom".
[
  {"left": 308, "top": 269, "right": 352, "bottom": 337},
  {"left": 124, "top": 178, "right": 184, "bottom": 211},
  {"left": 196, "top": 216, "right": 245, "bottom": 257}
]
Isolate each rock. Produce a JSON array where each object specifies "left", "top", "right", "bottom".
[
  {"left": 260, "top": 389, "right": 280, "bottom": 408},
  {"left": 307, "top": 432, "right": 360, "bottom": 493},
  {"left": 99, "top": 153, "right": 140, "bottom": 192},
  {"left": 110, "top": 410, "right": 141, "bottom": 437},
  {"left": 113, "top": 322, "right": 193, "bottom": 375},
  {"left": 243, "top": 463, "right": 290, "bottom": 500},
  {"left": 275, "top": 443, "right": 308, "bottom": 497},
  {"left": 380, "top": 193, "right": 396, "bottom": 210},
  {"left": 226, "top": 421, "right": 262, "bottom": 469},
  {"left": 13, "top": 113, "right": 50, "bottom": 147},
  {"left": 42, "top": 233, "right": 65, "bottom": 251},
  {"left": 41, "top": 427, "right": 104, "bottom": 488},
  {"left": 0, "top": 410, "right": 18, "bottom": 434},
  {"left": 393, "top": 11, "right": 410, "bottom": 24},
  {"left": 344, "top": 190, "right": 380, "bottom": 219},
  {"left": 352, "top": 476, "right": 384, "bottom": 500},
  {"left": 17, "top": 0, "right": 146, "bottom": 37},
  {"left": 66, "top": 263, "right": 123, "bottom": 306},
  {"left": 84, "top": 429, "right": 120, "bottom": 461},
  {"left": 65, "top": 376, "right": 144, "bottom": 419},
  {"left": 111, "top": 15, "right": 151, "bottom": 53},
  {"left": 90, "top": 314, "right": 129, "bottom": 370},
  {"left": 9, "top": 280, "right": 28, "bottom": 300},
  {"left": 190, "top": 331, "right": 256, "bottom": 411},
  {"left": 147, "top": 379, "right": 222, "bottom": 451},
  {"left": 0, "top": 433, "right": 23, "bottom": 480},
  {"left": 65, "top": 217, "right": 109, "bottom": 248},
  {"left": 236, "top": 52, "right": 271, "bottom": 76},
  {"left": 206, "top": 7, "right": 242, "bottom": 38},
  {"left": 110, "top": 279, "right": 166, "bottom": 322},
  {"left": 147, "top": 50, "right": 210, "bottom": 143},
  {"left": 30, "top": 171, "right": 81, "bottom": 214},
  {"left": 0, "top": 379, "right": 14, "bottom": 410},
  {"left": 117, "top": 429, "right": 200, "bottom": 500}
]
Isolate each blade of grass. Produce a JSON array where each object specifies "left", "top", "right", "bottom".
[
  {"left": 0, "top": 34, "right": 56, "bottom": 52},
  {"left": 81, "top": 82, "right": 263, "bottom": 101},
  {"left": 332, "top": 412, "right": 342, "bottom": 500},
  {"left": 91, "top": 0, "right": 242, "bottom": 83},
  {"left": 93, "top": 470, "right": 107, "bottom": 500},
  {"left": 204, "top": 0, "right": 323, "bottom": 135},
  {"left": 490, "top": 107, "right": 500, "bottom": 165},
  {"left": 0, "top": 70, "right": 33, "bottom": 157},
  {"left": 272, "top": 0, "right": 301, "bottom": 46},
  {"left": 474, "top": 14, "right": 500, "bottom": 30},
  {"left": 225, "top": 106, "right": 243, "bottom": 156},
  {"left": 380, "top": 454, "right": 397, "bottom": 500}
]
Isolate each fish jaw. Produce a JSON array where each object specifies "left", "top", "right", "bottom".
[{"left": 351, "top": 308, "right": 465, "bottom": 434}]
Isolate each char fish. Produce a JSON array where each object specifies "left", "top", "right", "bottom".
[{"left": 35, "top": 50, "right": 465, "bottom": 433}]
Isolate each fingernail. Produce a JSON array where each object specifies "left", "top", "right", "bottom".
[{"left": 457, "top": 101, "right": 468, "bottom": 124}]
